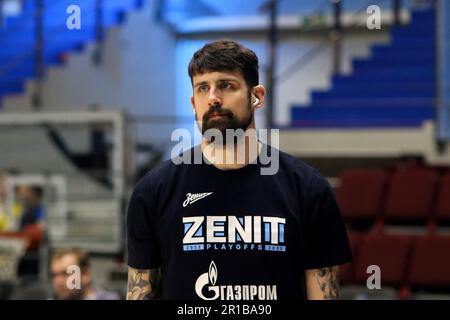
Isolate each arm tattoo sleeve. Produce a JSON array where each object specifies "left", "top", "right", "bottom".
[
  {"left": 315, "top": 266, "right": 340, "bottom": 299},
  {"left": 126, "top": 268, "right": 153, "bottom": 300}
]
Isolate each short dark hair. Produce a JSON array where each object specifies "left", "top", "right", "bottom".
[
  {"left": 31, "top": 186, "right": 43, "bottom": 200},
  {"left": 52, "top": 248, "right": 90, "bottom": 271},
  {"left": 188, "top": 39, "right": 259, "bottom": 89}
]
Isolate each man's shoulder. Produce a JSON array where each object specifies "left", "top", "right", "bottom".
[{"left": 133, "top": 147, "right": 196, "bottom": 191}]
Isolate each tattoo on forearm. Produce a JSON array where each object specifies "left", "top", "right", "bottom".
[
  {"left": 126, "top": 268, "right": 153, "bottom": 300},
  {"left": 315, "top": 266, "right": 340, "bottom": 299}
]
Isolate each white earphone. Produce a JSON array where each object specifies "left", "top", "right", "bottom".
[{"left": 253, "top": 97, "right": 260, "bottom": 106}]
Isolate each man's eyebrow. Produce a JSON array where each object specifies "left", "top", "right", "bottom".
[
  {"left": 194, "top": 78, "right": 240, "bottom": 88},
  {"left": 194, "top": 81, "right": 208, "bottom": 88},
  {"left": 217, "top": 78, "right": 239, "bottom": 83}
]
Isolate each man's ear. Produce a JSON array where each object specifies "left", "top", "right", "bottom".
[
  {"left": 252, "top": 85, "right": 266, "bottom": 109},
  {"left": 190, "top": 96, "right": 196, "bottom": 112},
  {"left": 81, "top": 269, "right": 91, "bottom": 286}
]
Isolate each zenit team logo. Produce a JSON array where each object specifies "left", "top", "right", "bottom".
[
  {"left": 195, "top": 261, "right": 277, "bottom": 300},
  {"left": 182, "top": 215, "right": 286, "bottom": 252}
]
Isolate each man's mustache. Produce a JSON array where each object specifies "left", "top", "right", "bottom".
[{"left": 203, "top": 106, "right": 234, "bottom": 121}]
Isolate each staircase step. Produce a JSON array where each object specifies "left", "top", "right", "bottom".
[
  {"left": 307, "top": 97, "right": 434, "bottom": 109},
  {"left": 0, "top": 58, "right": 63, "bottom": 79},
  {"left": 372, "top": 43, "right": 435, "bottom": 53},
  {"left": 291, "top": 105, "right": 434, "bottom": 128},
  {"left": 332, "top": 79, "right": 435, "bottom": 88},
  {"left": 371, "top": 49, "right": 434, "bottom": 61},
  {"left": 390, "top": 27, "right": 435, "bottom": 38},
  {"left": 22, "top": 0, "right": 140, "bottom": 13},
  {"left": 390, "top": 37, "right": 435, "bottom": 47},
  {"left": 0, "top": 15, "right": 120, "bottom": 43},
  {"left": 0, "top": 0, "right": 141, "bottom": 111},
  {"left": 354, "top": 66, "right": 434, "bottom": 77},
  {"left": 290, "top": 118, "right": 430, "bottom": 128},
  {"left": 288, "top": 9, "right": 437, "bottom": 129},
  {"left": 353, "top": 59, "right": 434, "bottom": 69},
  {"left": 411, "top": 10, "right": 435, "bottom": 23},
  {"left": 0, "top": 41, "right": 85, "bottom": 63},
  {"left": 0, "top": 72, "right": 39, "bottom": 82},
  {"left": 333, "top": 73, "right": 434, "bottom": 83},
  {"left": 371, "top": 48, "right": 434, "bottom": 59},
  {"left": 331, "top": 82, "right": 435, "bottom": 92},
  {"left": 0, "top": 82, "right": 24, "bottom": 95},
  {"left": 1, "top": 28, "right": 98, "bottom": 47},
  {"left": 0, "top": 0, "right": 137, "bottom": 40},
  {"left": 311, "top": 90, "right": 433, "bottom": 99}
]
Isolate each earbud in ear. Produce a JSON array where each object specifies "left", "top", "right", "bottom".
[{"left": 253, "top": 97, "right": 260, "bottom": 106}]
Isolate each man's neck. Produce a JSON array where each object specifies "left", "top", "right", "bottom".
[{"left": 201, "top": 127, "right": 261, "bottom": 170}]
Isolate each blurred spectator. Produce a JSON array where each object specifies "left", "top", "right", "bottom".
[
  {"left": 0, "top": 178, "right": 45, "bottom": 253},
  {"left": 50, "top": 249, "right": 120, "bottom": 300},
  {"left": 0, "top": 185, "right": 47, "bottom": 253},
  {"left": 0, "top": 174, "right": 9, "bottom": 232},
  {"left": 15, "top": 185, "right": 45, "bottom": 231}
]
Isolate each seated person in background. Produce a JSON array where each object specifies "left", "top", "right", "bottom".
[
  {"left": 0, "top": 173, "right": 9, "bottom": 231},
  {"left": 51, "top": 249, "right": 121, "bottom": 300},
  {"left": 15, "top": 185, "right": 45, "bottom": 231},
  {"left": 2, "top": 185, "right": 47, "bottom": 252},
  {"left": 0, "top": 184, "right": 44, "bottom": 253}
]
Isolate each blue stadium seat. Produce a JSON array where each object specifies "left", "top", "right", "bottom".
[
  {"left": 0, "top": 0, "right": 144, "bottom": 108},
  {"left": 291, "top": 9, "right": 436, "bottom": 128}
]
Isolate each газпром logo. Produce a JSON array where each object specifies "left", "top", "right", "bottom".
[{"left": 194, "top": 261, "right": 277, "bottom": 300}]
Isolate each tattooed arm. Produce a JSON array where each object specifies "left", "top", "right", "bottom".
[
  {"left": 305, "top": 266, "right": 340, "bottom": 300},
  {"left": 126, "top": 267, "right": 154, "bottom": 300}
]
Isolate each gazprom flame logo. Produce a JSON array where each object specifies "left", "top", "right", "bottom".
[
  {"left": 195, "top": 261, "right": 219, "bottom": 300},
  {"left": 193, "top": 261, "right": 278, "bottom": 300},
  {"left": 209, "top": 261, "right": 217, "bottom": 285}
]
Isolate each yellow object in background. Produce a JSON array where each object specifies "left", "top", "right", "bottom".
[
  {"left": 0, "top": 210, "right": 9, "bottom": 231},
  {"left": 12, "top": 203, "right": 23, "bottom": 219}
]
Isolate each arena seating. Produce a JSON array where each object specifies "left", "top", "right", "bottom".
[
  {"left": 291, "top": 9, "right": 435, "bottom": 128},
  {"left": 0, "top": 0, "right": 144, "bottom": 108},
  {"left": 337, "top": 164, "right": 450, "bottom": 299}
]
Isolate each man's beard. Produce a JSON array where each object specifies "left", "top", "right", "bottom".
[{"left": 196, "top": 94, "right": 254, "bottom": 138}]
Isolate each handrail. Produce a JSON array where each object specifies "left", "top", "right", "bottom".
[
  {"left": 276, "top": 0, "right": 391, "bottom": 84},
  {"left": 0, "top": 0, "right": 4, "bottom": 28},
  {"left": 32, "top": 0, "right": 44, "bottom": 109},
  {"left": 0, "top": 23, "right": 91, "bottom": 79},
  {"left": 93, "top": 0, "right": 104, "bottom": 65},
  {"left": 0, "top": 0, "right": 115, "bottom": 78},
  {"left": 437, "top": 0, "right": 450, "bottom": 142},
  {"left": 393, "top": 0, "right": 401, "bottom": 26},
  {"left": 0, "top": 0, "right": 64, "bottom": 44}
]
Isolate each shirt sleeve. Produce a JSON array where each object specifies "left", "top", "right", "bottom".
[
  {"left": 35, "top": 206, "right": 45, "bottom": 221},
  {"left": 302, "top": 174, "right": 352, "bottom": 270},
  {"left": 126, "top": 178, "right": 162, "bottom": 269}
]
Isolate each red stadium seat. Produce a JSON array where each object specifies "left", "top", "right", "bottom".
[
  {"left": 408, "top": 235, "right": 450, "bottom": 288},
  {"left": 336, "top": 169, "right": 387, "bottom": 222},
  {"left": 384, "top": 169, "right": 439, "bottom": 223},
  {"left": 353, "top": 234, "right": 413, "bottom": 287},
  {"left": 436, "top": 172, "right": 450, "bottom": 222},
  {"left": 340, "top": 232, "right": 364, "bottom": 285}
]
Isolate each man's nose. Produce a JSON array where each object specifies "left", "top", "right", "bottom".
[{"left": 208, "top": 88, "right": 222, "bottom": 106}]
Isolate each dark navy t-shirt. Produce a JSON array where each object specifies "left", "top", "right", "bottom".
[{"left": 127, "top": 144, "right": 352, "bottom": 300}]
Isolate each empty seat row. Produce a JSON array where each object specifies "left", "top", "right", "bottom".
[
  {"left": 336, "top": 167, "right": 450, "bottom": 224},
  {"left": 341, "top": 232, "right": 450, "bottom": 298}
]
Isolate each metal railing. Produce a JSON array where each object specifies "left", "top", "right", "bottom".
[
  {"left": 0, "top": 0, "right": 108, "bottom": 109},
  {"left": 276, "top": 0, "right": 394, "bottom": 85},
  {"left": 0, "top": 0, "right": 4, "bottom": 28},
  {"left": 437, "top": 0, "right": 450, "bottom": 142}
]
